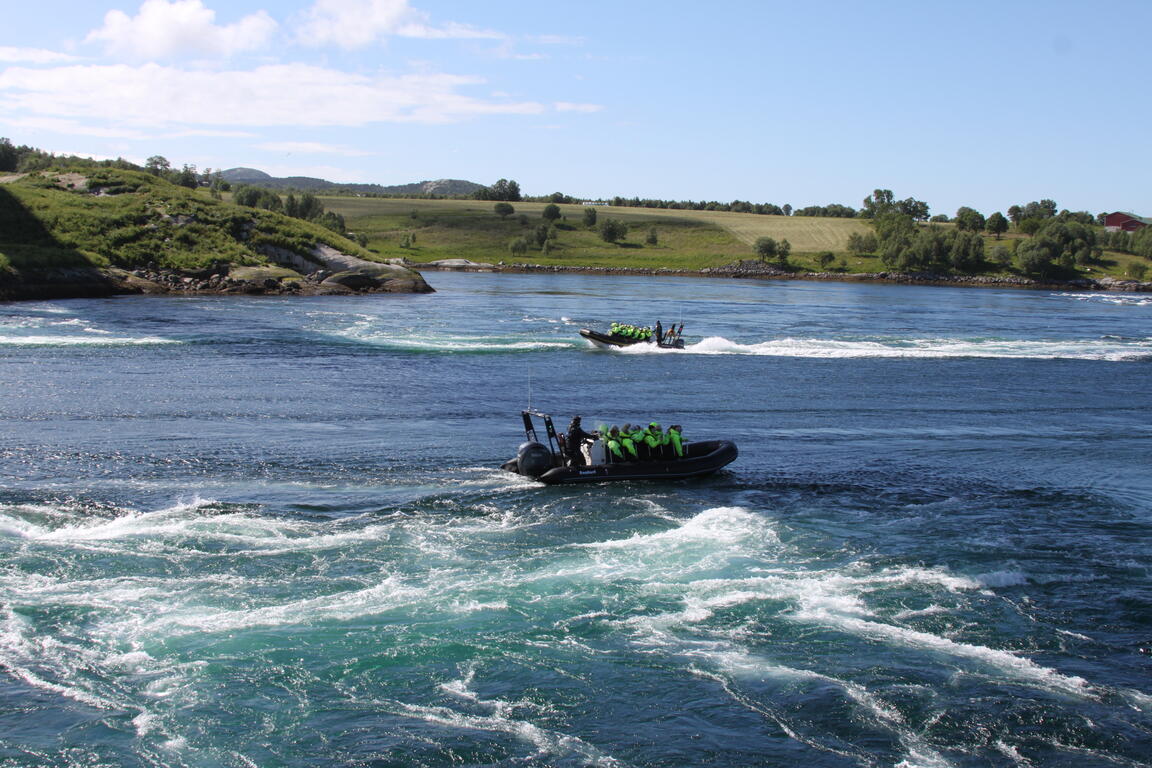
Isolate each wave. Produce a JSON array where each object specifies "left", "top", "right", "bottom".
[
  {"left": 318, "top": 328, "right": 576, "bottom": 353},
  {"left": 0, "top": 334, "right": 179, "bottom": 347},
  {"left": 1054, "top": 292, "right": 1152, "bottom": 307},
  {"left": 614, "top": 335, "right": 1151, "bottom": 361}
]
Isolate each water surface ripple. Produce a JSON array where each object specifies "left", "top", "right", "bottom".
[{"left": 1, "top": 274, "right": 1150, "bottom": 767}]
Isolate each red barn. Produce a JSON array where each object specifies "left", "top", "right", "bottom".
[{"left": 1103, "top": 212, "right": 1148, "bottom": 232}]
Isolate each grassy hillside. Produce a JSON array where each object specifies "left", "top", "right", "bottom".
[
  {"left": 320, "top": 196, "right": 1146, "bottom": 280},
  {"left": 320, "top": 197, "right": 867, "bottom": 270},
  {"left": 0, "top": 167, "right": 377, "bottom": 276}
]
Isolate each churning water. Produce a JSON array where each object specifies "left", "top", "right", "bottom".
[{"left": 1, "top": 272, "right": 1150, "bottom": 767}]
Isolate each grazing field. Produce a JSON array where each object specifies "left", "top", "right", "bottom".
[
  {"left": 319, "top": 196, "right": 869, "bottom": 269},
  {"left": 311, "top": 195, "right": 1147, "bottom": 280}
]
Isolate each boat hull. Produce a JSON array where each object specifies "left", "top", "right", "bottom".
[
  {"left": 579, "top": 328, "right": 684, "bottom": 350},
  {"left": 504, "top": 439, "right": 737, "bottom": 485}
]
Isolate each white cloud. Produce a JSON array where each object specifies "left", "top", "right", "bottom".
[
  {"left": 529, "top": 35, "right": 585, "bottom": 46},
  {"left": 294, "top": 0, "right": 501, "bottom": 48},
  {"left": 256, "top": 141, "right": 374, "bottom": 157},
  {"left": 0, "top": 115, "right": 151, "bottom": 139},
  {"left": 554, "top": 102, "right": 603, "bottom": 113},
  {"left": 0, "top": 62, "right": 545, "bottom": 130},
  {"left": 0, "top": 47, "right": 79, "bottom": 64},
  {"left": 85, "top": 0, "right": 277, "bottom": 61}
]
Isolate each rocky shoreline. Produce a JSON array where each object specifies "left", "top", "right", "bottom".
[
  {"left": 5, "top": 256, "right": 1149, "bottom": 302},
  {"left": 408, "top": 258, "right": 1152, "bottom": 293},
  {"left": 0, "top": 245, "right": 435, "bottom": 302}
]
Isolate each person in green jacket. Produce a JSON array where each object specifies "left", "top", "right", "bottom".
[
  {"left": 666, "top": 424, "right": 684, "bottom": 458},
  {"left": 618, "top": 423, "right": 639, "bottom": 460},
  {"left": 644, "top": 422, "right": 666, "bottom": 459},
  {"left": 605, "top": 426, "right": 624, "bottom": 462}
]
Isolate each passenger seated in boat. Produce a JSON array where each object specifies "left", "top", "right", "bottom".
[
  {"left": 619, "top": 424, "right": 640, "bottom": 461},
  {"left": 644, "top": 423, "right": 668, "bottom": 459},
  {"left": 605, "top": 426, "right": 626, "bottom": 462}
]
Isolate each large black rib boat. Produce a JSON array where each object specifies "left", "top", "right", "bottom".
[{"left": 502, "top": 411, "right": 737, "bottom": 485}]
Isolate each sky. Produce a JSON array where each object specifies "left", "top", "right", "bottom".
[{"left": 1, "top": 0, "right": 1149, "bottom": 217}]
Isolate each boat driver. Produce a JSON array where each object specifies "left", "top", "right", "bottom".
[{"left": 565, "top": 416, "right": 596, "bottom": 466}]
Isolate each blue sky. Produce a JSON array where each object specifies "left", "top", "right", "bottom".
[{"left": 2, "top": 0, "right": 1149, "bottom": 217}]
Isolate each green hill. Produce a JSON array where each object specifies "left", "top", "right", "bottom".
[
  {"left": 319, "top": 196, "right": 1148, "bottom": 283},
  {"left": 0, "top": 167, "right": 430, "bottom": 299},
  {"left": 220, "top": 167, "right": 484, "bottom": 197},
  {"left": 320, "top": 196, "right": 866, "bottom": 270}
]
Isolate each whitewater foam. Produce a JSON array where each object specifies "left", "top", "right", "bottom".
[
  {"left": 636, "top": 335, "right": 1152, "bottom": 361},
  {"left": 0, "top": 334, "right": 179, "bottom": 346}
]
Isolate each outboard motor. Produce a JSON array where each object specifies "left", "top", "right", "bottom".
[{"left": 516, "top": 441, "right": 554, "bottom": 478}]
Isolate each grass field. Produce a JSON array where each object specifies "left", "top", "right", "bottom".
[{"left": 319, "top": 196, "right": 872, "bottom": 270}]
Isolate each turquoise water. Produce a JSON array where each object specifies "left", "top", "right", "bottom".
[{"left": 1, "top": 273, "right": 1151, "bottom": 767}]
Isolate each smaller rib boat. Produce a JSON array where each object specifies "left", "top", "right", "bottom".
[
  {"left": 502, "top": 411, "right": 737, "bottom": 485},
  {"left": 579, "top": 323, "right": 686, "bottom": 350}
]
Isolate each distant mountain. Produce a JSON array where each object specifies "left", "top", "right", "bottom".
[
  {"left": 219, "top": 168, "right": 484, "bottom": 197},
  {"left": 220, "top": 167, "right": 273, "bottom": 182}
]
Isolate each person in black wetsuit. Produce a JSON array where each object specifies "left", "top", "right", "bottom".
[{"left": 565, "top": 416, "right": 596, "bottom": 466}]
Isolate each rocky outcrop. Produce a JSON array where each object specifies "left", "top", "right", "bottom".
[
  {"left": 254, "top": 243, "right": 434, "bottom": 293},
  {"left": 0, "top": 244, "right": 434, "bottom": 301},
  {"left": 411, "top": 258, "right": 497, "bottom": 271},
  {"left": 0, "top": 267, "right": 130, "bottom": 301}
]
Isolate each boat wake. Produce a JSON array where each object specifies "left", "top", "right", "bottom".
[{"left": 614, "top": 335, "right": 1152, "bottom": 361}]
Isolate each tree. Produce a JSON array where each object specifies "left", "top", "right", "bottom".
[
  {"left": 754, "top": 237, "right": 777, "bottom": 261},
  {"left": 948, "top": 231, "right": 984, "bottom": 271},
  {"left": 488, "top": 178, "right": 521, "bottom": 202},
  {"left": 816, "top": 251, "right": 835, "bottom": 269},
  {"left": 299, "top": 193, "right": 323, "bottom": 220},
  {"left": 782, "top": 204, "right": 792, "bottom": 216},
  {"left": 777, "top": 239, "right": 791, "bottom": 266},
  {"left": 897, "top": 197, "right": 930, "bottom": 221},
  {"left": 508, "top": 237, "right": 528, "bottom": 257},
  {"left": 535, "top": 224, "right": 550, "bottom": 247},
  {"left": 582, "top": 206, "right": 598, "bottom": 227},
  {"left": 986, "top": 212, "right": 1008, "bottom": 240},
  {"left": 1133, "top": 227, "right": 1152, "bottom": 260},
  {"left": 232, "top": 185, "right": 282, "bottom": 212},
  {"left": 494, "top": 202, "right": 514, "bottom": 218},
  {"left": 0, "top": 137, "right": 17, "bottom": 172},
  {"left": 598, "top": 218, "right": 628, "bottom": 243},
  {"left": 1007, "top": 205, "right": 1023, "bottom": 225},
  {"left": 145, "top": 155, "right": 171, "bottom": 177},
  {"left": 954, "top": 207, "right": 986, "bottom": 233},
  {"left": 542, "top": 203, "right": 561, "bottom": 223},
  {"left": 991, "top": 244, "right": 1012, "bottom": 268},
  {"left": 315, "top": 211, "right": 346, "bottom": 234},
  {"left": 174, "top": 164, "right": 198, "bottom": 188},
  {"left": 645, "top": 227, "right": 658, "bottom": 246},
  {"left": 847, "top": 231, "right": 878, "bottom": 255},
  {"left": 860, "top": 188, "right": 895, "bottom": 218}
]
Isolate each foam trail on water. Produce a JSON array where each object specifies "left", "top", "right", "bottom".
[
  {"left": 1054, "top": 292, "right": 1152, "bottom": 307},
  {"left": 0, "top": 335, "right": 179, "bottom": 346},
  {"left": 617, "top": 335, "right": 1152, "bottom": 360},
  {"left": 321, "top": 329, "right": 574, "bottom": 352}
]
